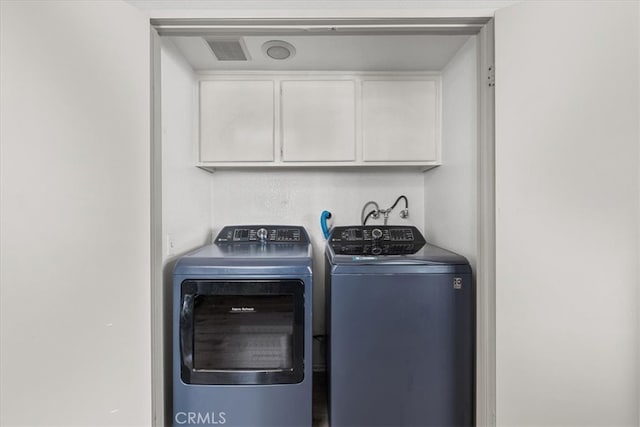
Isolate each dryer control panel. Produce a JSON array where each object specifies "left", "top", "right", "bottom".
[
  {"left": 329, "top": 225, "right": 426, "bottom": 256},
  {"left": 215, "top": 225, "right": 310, "bottom": 244}
]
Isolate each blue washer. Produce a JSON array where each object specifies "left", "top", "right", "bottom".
[{"left": 325, "top": 225, "right": 474, "bottom": 427}]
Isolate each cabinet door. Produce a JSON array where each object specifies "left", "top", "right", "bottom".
[
  {"left": 281, "top": 80, "right": 356, "bottom": 162},
  {"left": 495, "top": 2, "right": 639, "bottom": 426},
  {"left": 0, "top": 1, "right": 151, "bottom": 426},
  {"left": 200, "top": 80, "right": 274, "bottom": 162},
  {"left": 362, "top": 80, "right": 439, "bottom": 162}
]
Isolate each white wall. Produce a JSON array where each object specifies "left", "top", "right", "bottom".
[
  {"left": 161, "top": 39, "right": 213, "bottom": 258},
  {"left": 159, "top": 38, "right": 215, "bottom": 425},
  {"left": 424, "top": 35, "right": 478, "bottom": 269},
  {"left": 210, "top": 170, "right": 425, "bottom": 367},
  {"left": 0, "top": 1, "right": 151, "bottom": 425},
  {"left": 423, "top": 37, "right": 481, "bottom": 420},
  {"left": 495, "top": 2, "right": 639, "bottom": 425}
]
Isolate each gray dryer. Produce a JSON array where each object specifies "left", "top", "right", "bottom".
[{"left": 173, "top": 225, "right": 312, "bottom": 427}]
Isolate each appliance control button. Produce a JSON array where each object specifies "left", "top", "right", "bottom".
[
  {"left": 256, "top": 228, "right": 268, "bottom": 241},
  {"left": 371, "top": 228, "right": 383, "bottom": 240}
]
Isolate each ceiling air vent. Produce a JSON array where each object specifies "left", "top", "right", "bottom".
[{"left": 206, "top": 39, "right": 249, "bottom": 61}]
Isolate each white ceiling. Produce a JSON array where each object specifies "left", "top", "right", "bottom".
[
  {"left": 168, "top": 34, "right": 471, "bottom": 72},
  {"left": 128, "top": 0, "right": 514, "bottom": 12}
]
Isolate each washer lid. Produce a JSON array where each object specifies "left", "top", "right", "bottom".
[
  {"left": 328, "top": 242, "right": 468, "bottom": 264},
  {"left": 326, "top": 237, "right": 471, "bottom": 274}
]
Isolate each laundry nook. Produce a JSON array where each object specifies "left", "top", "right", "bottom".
[{"left": 1, "top": 2, "right": 638, "bottom": 427}]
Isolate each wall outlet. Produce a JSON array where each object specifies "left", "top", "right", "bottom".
[{"left": 166, "top": 234, "right": 175, "bottom": 256}]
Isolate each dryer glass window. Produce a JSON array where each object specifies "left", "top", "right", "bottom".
[{"left": 193, "top": 294, "right": 294, "bottom": 370}]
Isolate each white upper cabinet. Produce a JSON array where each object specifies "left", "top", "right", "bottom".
[
  {"left": 281, "top": 80, "right": 356, "bottom": 162},
  {"left": 197, "top": 74, "right": 441, "bottom": 169},
  {"left": 362, "top": 79, "right": 439, "bottom": 162},
  {"left": 200, "top": 80, "right": 274, "bottom": 162}
]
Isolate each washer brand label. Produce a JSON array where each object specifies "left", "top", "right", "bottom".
[
  {"left": 230, "top": 307, "right": 255, "bottom": 313},
  {"left": 175, "top": 411, "right": 226, "bottom": 425},
  {"left": 453, "top": 277, "right": 463, "bottom": 289}
]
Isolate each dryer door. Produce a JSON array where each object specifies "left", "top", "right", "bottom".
[{"left": 180, "top": 280, "right": 305, "bottom": 385}]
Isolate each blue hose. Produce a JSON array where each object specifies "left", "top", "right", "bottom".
[{"left": 320, "top": 210, "right": 332, "bottom": 239}]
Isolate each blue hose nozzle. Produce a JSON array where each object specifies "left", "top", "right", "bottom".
[{"left": 320, "top": 210, "right": 332, "bottom": 239}]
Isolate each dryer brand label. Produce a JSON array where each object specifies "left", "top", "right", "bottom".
[
  {"left": 230, "top": 307, "right": 255, "bottom": 313},
  {"left": 175, "top": 411, "right": 226, "bottom": 425},
  {"left": 453, "top": 278, "right": 463, "bottom": 289}
]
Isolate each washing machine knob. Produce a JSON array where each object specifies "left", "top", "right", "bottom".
[
  {"left": 371, "top": 228, "right": 383, "bottom": 240},
  {"left": 256, "top": 228, "right": 268, "bottom": 242}
]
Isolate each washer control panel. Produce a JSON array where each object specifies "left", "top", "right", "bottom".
[
  {"left": 215, "top": 225, "right": 309, "bottom": 244},
  {"left": 329, "top": 225, "right": 426, "bottom": 256}
]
